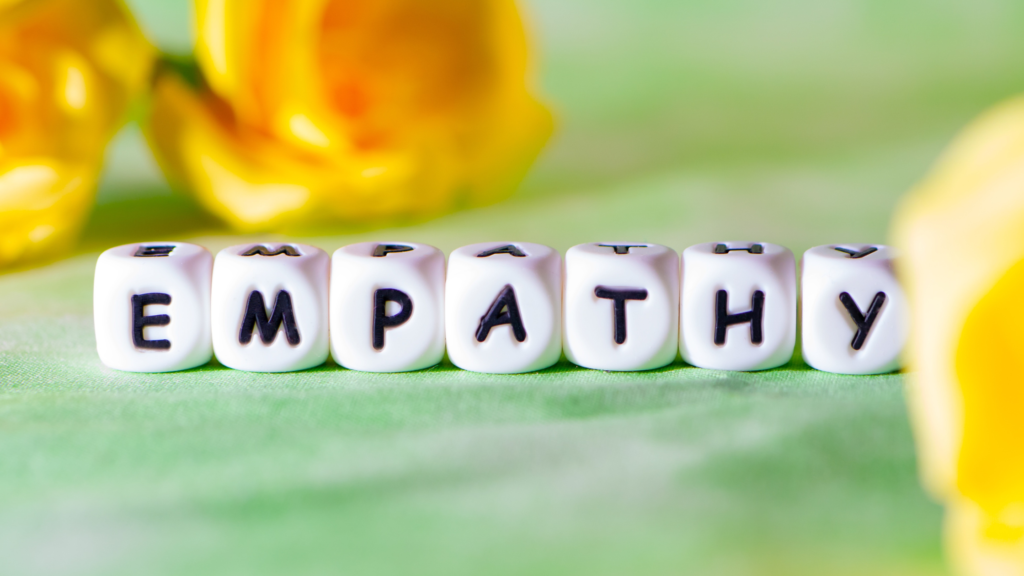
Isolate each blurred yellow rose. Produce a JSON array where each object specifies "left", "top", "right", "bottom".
[
  {"left": 893, "top": 98, "right": 1024, "bottom": 575},
  {"left": 0, "top": 0, "right": 151, "bottom": 268},
  {"left": 146, "top": 0, "right": 553, "bottom": 232}
]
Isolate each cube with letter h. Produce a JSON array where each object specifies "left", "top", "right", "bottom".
[
  {"left": 94, "top": 242, "right": 213, "bottom": 372},
  {"left": 446, "top": 242, "right": 562, "bottom": 374},
  {"left": 680, "top": 241, "right": 797, "bottom": 371},
  {"left": 330, "top": 242, "right": 446, "bottom": 372},
  {"left": 212, "top": 243, "right": 329, "bottom": 372},
  {"left": 801, "top": 244, "right": 908, "bottom": 374}
]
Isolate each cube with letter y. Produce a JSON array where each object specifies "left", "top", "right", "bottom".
[{"left": 801, "top": 244, "right": 908, "bottom": 374}]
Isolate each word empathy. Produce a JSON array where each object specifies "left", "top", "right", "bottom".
[{"left": 93, "top": 241, "right": 908, "bottom": 375}]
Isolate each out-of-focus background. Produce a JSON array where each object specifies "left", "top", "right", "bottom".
[
  {"left": 4, "top": 0, "right": 1024, "bottom": 575},
  {"left": 89, "top": 0, "right": 1024, "bottom": 253}
]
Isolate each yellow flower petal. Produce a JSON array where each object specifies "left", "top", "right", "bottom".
[
  {"left": 0, "top": 159, "right": 93, "bottom": 265},
  {"left": 893, "top": 96, "right": 1024, "bottom": 574},
  {"left": 151, "top": 0, "right": 552, "bottom": 231},
  {"left": 198, "top": 155, "right": 311, "bottom": 224},
  {"left": 0, "top": 0, "right": 152, "bottom": 269},
  {"left": 54, "top": 51, "right": 91, "bottom": 114}
]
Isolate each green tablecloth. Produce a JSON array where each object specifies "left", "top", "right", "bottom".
[
  {"left": 7, "top": 0, "right": 1024, "bottom": 573},
  {"left": 1, "top": 248, "right": 940, "bottom": 576}
]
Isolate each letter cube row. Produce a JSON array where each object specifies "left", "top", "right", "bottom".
[{"left": 94, "top": 240, "right": 908, "bottom": 375}]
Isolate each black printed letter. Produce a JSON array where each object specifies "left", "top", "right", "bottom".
[
  {"left": 477, "top": 245, "right": 526, "bottom": 258},
  {"left": 597, "top": 244, "right": 647, "bottom": 255},
  {"left": 241, "top": 245, "right": 300, "bottom": 257},
  {"left": 714, "top": 243, "right": 763, "bottom": 255},
  {"left": 714, "top": 290, "right": 765, "bottom": 345},
  {"left": 475, "top": 285, "right": 527, "bottom": 342},
  {"left": 839, "top": 292, "right": 886, "bottom": 350},
  {"left": 595, "top": 286, "right": 648, "bottom": 344},
  {"left": 833, "top": 246, "right": 878, "bottom": 259},
  {"left": 373, "top": 289, "right": 413, "bottom": 350},
  {"left": 132, "top": 293, "right": 172, "bottom": 350},
  {"left": 134, "top": 245, "right": 176, "bottom": 258},
  {"left": 239, "top": 291, "right": 301, "bottom": 345},
  {"left": 372, "top": 244, "right": 414, "bottom": 257}
]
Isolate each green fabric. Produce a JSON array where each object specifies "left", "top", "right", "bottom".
[{"left": 8, "top": 0, "right": 1024, "bottom": 573}]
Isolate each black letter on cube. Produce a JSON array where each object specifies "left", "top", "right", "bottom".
[
  {"left": 833, "top": 246, "right": 878, "bottom": 259},
  {"left": 714, "top": 290, "right": 765, "bottom": 345},
  {"left": 476, "top": 285, "right": 527, "bottom": 342},
  {"left": 241, "top": 245, "right": 300, "bottom": 257},
  {"left": 595, "top": 286, "right": 648, "bottom": 344},
  {"left": 372, "top": 244, "right": 414, "bottom": 258},
  {"left": 134, "top": 245, "right": 176, "bottom": 258},
  {"left": 239, "top": 290, "right": 301, "bottom": 345},
  {"left": 839, "top": 292, "right": 886, "bottom": 351},
  {"left": 373, "top": 288, "right": 413, "bottom": 350},
  {"left": 132, "top": 293, "right": 172, "bottom": 350},
  {"left": 477, "top": 245, "right": 526, "bottom": 258},
  {"left": 714, "top": 243, "right": 763, "bottom": 255},
  {"left": 597, "top": 244, "right": 647, "bottom": 255}
]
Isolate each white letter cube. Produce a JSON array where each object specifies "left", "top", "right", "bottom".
[
  {"left": 446, "top": 242, "right": 562, "bottom": 374},
  {"left": 212, "top": 243, "right": 329, "bottom": 372},
  {"left": 94, "top": 242, "right": 212, "bottom": 372},
  {"left": 680, "top": 241, "right": 796, "bottom": 371},
  {"left": 330, "top": 242, "right": 446, "bottom": 372},
  {"left": 801, "top": 244, "right": 908, "bottom": 374},
  {"left": 564, "top": 242, "right": 679, "bottom": 371}
]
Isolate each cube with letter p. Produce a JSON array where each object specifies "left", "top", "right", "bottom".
[{"left": 330, "top": 242, "right": 446, "bottom": 372}]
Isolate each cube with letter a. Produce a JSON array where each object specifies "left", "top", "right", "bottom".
[{"left": 446, "top": 242, "right": 562, "bottom": 374}]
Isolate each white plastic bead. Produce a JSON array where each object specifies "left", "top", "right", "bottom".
[
  {"left": 563, "top": 242, "right": 679, "bottom": 371},
  {"left": 211, "top": 243, "right": 329, "bottom": 372},
  {"left": 680, "top": 241, "right": 796, "bottom": 371},
  {"left": 445, "top": 242, "right": 562, "bottom": 374},
  {"left": 330, "top": 242, "right": 446, "bottom": 372},
  {"left": 93, "top": 242, "right": 212, "bottom": 372},
  {"left": 801, "top": 244, "right": 908, "bottom": 374}
]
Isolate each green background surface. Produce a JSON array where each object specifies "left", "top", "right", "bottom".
[{"left": 6, "top": 0, "right": 1024, "bottom": 574}]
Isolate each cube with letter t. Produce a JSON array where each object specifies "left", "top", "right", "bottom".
[{"left": 563, "top": 242, "right": 679, "bottom": 371}]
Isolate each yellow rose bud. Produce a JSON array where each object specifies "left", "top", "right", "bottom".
[
  {"left": 145, "top": 0, "right": 553, "bottom": 232},
  {"left": 893, "top": 97, "right": 1024, "bottom": 574},
  {"left": 0, "top": 0, "right": 151, "bottom": 268}
]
